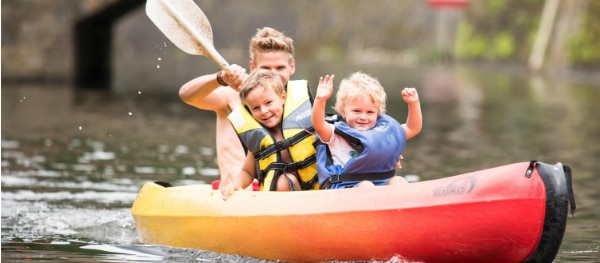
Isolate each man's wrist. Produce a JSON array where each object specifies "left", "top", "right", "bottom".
[{"left": 216, "top": 70, "right": 227, "bottom": 86}]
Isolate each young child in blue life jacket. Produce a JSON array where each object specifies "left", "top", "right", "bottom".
[
  {"left": 312, "top": 72, "right": 422, "bottom": 189},
  {"left": 221, "top": 69, "right": 318, "bottom": 199}
]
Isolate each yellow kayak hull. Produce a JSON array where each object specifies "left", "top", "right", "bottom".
[{"left": 131, "top": 161, "right": 572, "bottom": 262}]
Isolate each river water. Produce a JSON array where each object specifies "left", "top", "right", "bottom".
[{"left": 2, "top": 65, "right": 599, "bottom": 262}]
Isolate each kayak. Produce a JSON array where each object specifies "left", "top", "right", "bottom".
[{"left": 130, "top": 160, "right": 575, "bottom": 262}]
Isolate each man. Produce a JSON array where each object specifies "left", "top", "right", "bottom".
[{"left": 179, "top": 27, "right": 298, "bottom": 188}]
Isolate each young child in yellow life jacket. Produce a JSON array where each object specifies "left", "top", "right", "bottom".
[
  {"left": 221, "top": 69, "right": 318, "bottom": 199},
  {"left": 180, "top": 27, "right": 306, "bottom": 192}
]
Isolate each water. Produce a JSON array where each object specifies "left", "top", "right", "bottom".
[{"left": 2, "top": 65, "right": 599, "bottom": 262}]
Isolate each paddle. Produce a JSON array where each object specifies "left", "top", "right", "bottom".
[{"left": 146, "top": 0, "right": 230, "bottom": 73}]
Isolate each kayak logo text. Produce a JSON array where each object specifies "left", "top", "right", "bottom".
[{"left": 432, "top": 176, "right": 476, "bottom": 197}]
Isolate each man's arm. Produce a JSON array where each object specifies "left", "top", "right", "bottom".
[{"left": 179, "top": 64, "right": 247, "bottom": 113}]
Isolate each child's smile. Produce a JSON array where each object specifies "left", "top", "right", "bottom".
[
  {"left": 341, "top": 96, "right": 379, "bottom": 131},
  {"left": 245, "top": 86, "right": 286, "bottom": 129}
]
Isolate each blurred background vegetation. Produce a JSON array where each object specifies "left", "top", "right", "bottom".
[{"left": 2, "top": 0, "right": 598, "bottom": 89}]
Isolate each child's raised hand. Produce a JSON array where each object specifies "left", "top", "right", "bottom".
[
  {"left": 316, "top": 75, "right": 335, "bottom": 100},
  {"left": 401, "top": 87, "right": 419, "bottom": 104}
]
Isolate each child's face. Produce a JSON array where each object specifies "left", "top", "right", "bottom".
[
  {"left": 340, "top": 96, "right": 379, "bottom": 131},
  {"left": 250, "top": 51, "right": 295, "bottom": 85},
  {"left": 245, "top": 85, "right": 286, "bottom": 129}
]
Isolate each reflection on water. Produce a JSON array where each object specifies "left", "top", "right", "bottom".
[
  {"left": 2, "top": 66, "right": 599, "bottom": 262},
  {"left": 1, "top": 85, "right": 221, "bottom": 183}
]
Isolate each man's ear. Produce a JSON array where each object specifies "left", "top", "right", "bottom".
[
  {"left": 281, "top": 90, "right": 287, "bottom": 101},
  {"left": 249, "top": 60, "right": 256, "bottom": 71},
  {"left": 289, "top": 59, "right": 296, "bottom": 75}
]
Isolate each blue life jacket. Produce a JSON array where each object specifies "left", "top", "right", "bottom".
[{"left": 315, "top": 114, "right": 406, "bottom": 189}]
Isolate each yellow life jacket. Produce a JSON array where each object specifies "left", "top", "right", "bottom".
[{"left": 228, "top": 80, "right": 319, "bottom": 191}]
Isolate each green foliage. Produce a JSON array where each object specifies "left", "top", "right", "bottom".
[
  {"left": 567, "top": 2, "right": 600, "bottom": 67},
  {"left": 488, "top": 0, "right": 508, "bottom": 14},
  {"left": 491, "top": 32, "right": 515, "bottom": 60},
  {"left": 455, "top": 23, "right": 514, "bottom": 61},
  {"left": 456, "top": 0, "right": 600, "bottom": 67},
  {"left": 568, "top": 33, "right": 600, "bottom": 65},
  {"left": 455, "top": 0, "right": 542, "bottom": 62},
  {"left": 455, "top": 21, "right": 487, "bottom": 59}
]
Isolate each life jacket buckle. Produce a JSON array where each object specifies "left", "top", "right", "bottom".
[
  {"left": 329, "top": 173, "right": 341, "bottom": 183},
  {"left": 278, "top": 162, "right": 298, "bottom": 173},
  {"left": 275, "top": 140, "right": 291, "bottom": 151}
]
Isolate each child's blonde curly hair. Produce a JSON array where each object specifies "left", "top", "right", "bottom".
[{"left": 334, "top": 72, "right": 387, "bottom": 115}]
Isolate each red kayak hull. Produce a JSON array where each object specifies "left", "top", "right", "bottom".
[{"left": 131, "top": 161, "right": 572, "bottom": 262}]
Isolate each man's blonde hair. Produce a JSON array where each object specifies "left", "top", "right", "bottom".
[
  {"left": 239, "top": 69, "right": 284, "bottom": 104},
  {"left": 249, "top": 27, "right": 294, "bottom": 63},
  {"left": 334, "top": 72, "right": 387, "bottom": 115}
]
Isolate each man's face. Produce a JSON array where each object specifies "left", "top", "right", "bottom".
[{"left": 250, "top": 51, "right": 295, "bottom": 85}]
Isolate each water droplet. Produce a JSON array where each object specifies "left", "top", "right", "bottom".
[
  {"left": 78, "top": 126, "right": 83, "bottom": 130},
  {"left": 157, "top": 57, "right": 162, "bottom": 61},
  {"left": 138, "top": 91, "right": 142, "bottom": 95},
  {"left": 156, "top": 65, "right": 160, "bottom": 69},
  {"left": 128, "top": 112, "right": 133, "bottom": 116}
]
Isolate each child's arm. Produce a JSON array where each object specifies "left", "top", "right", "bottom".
[
  {"left": 400, "top": 87, "right": 422, "bottom": 140},
  {"left": 221, "top": 151, "right": 256, "bottom": 200},
  {"left": 312, "top": 75, "right": 335, "bottom": 142}
]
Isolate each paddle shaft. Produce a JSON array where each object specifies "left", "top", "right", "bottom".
[{"left": 148, "top": 0, "right": 230, "bottom": 73}]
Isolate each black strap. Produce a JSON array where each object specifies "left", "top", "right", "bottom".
[
  {"left": 563, "top": 164, "right": 576, "bottom": 216},
  {"left": 264, "top": 157, "right": 319, "bottom": 191},
  {"left": 253, "top": 128, "right": 315, "bottom": 160},
  {"left": 334, "top": 127, "right": 364, "bottom": 153},
  {"left": 282, "top": 174, "right": 318, "bottom": 191},
  {"left": 301, "top": 174, "right": 320, "bottom": 190},
  {"left": 525, "top": 160, "right": 537, "bottom": 178},
  {"left": 329, "top": 170, "right": 396, "bottom": 184},
  {"left": 261, "top": 155, "right": 316, "bottom": 175},
  {"left": 261, "top": 156, "right": 316, "bottom": 191}
]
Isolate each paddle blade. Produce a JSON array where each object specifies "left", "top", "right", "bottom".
[{"left": 146, "top": 0, "right": 212, "bottom": 55}]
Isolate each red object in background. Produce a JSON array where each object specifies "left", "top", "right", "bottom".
[
  {"left": 211, "top": 180, "right": 220, "bottom": 190},
  {"left": 211, "top": 180, "right": 260, "bottom": 191},
  {"left": 428, "top": 0, "right": 468, "bottom": 8}
]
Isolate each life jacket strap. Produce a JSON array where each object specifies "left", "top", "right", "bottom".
[
  {"left": 329, "top": 170, "right": 396, "bottom": 184},
  {"left": 253, "top": 127, "right": 316, "bottom": 160},
  {"left": 261, "top": 155, "right": 316, "bottom": 175},
  {"left": 300, "top": 174, "right": 320, "bottom": 190},
  {"left": 259, "top": 155, "right": 318, "bottom": 190},
  {"left": 333, "top": 126, "right": 364, "bottom": 152}
]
